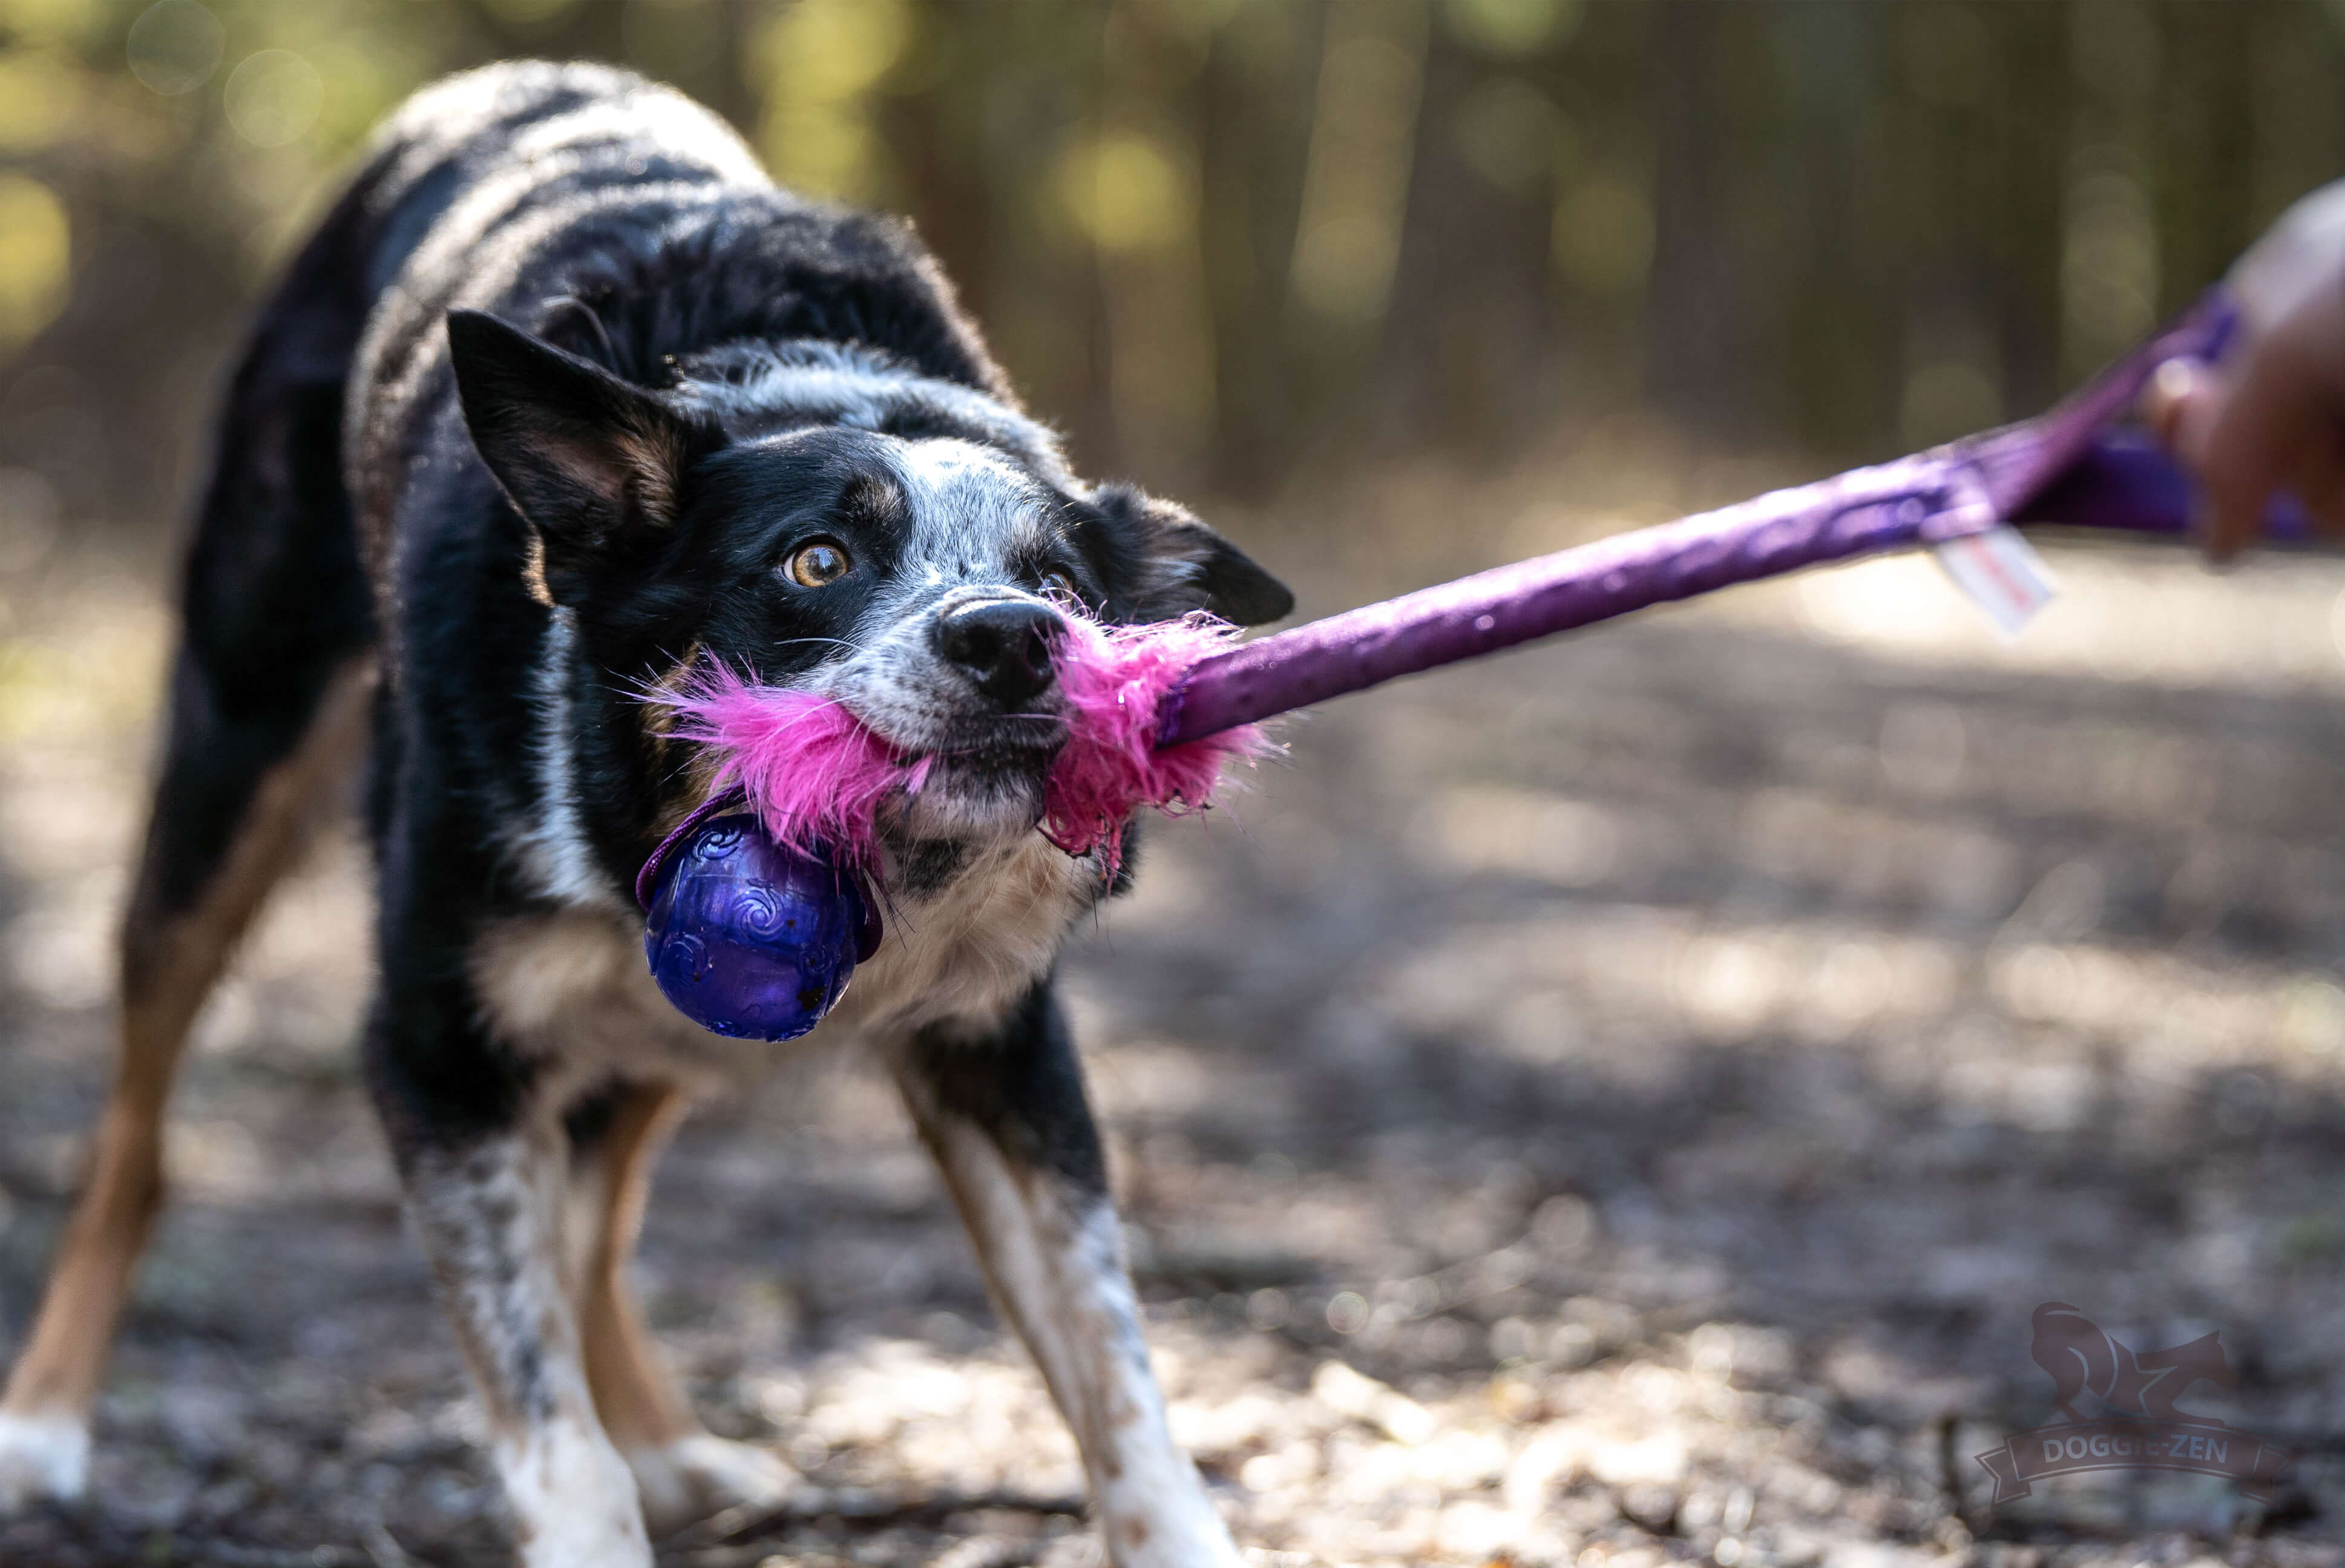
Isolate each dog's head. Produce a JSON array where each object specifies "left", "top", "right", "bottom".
[{"left": 448, "top": 309, "right": 1290, "bottom": 855}]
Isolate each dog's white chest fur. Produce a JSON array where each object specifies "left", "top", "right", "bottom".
[{"left": 469, "top": 834, "right": 1098, "bottom": 1084}]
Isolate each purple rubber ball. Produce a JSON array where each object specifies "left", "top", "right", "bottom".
[{"left": 641, "top": 813, "right": 882, "bottom": 1041}]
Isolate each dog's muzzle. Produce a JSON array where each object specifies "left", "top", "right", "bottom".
[{"left": 933, "top": 593, "right": 1066, "bottom": 710}]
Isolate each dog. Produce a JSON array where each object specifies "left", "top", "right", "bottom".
[{"left": 0, "top": 61, "right": 1290, "bottom": 1566}]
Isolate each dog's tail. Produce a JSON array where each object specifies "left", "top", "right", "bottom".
[{"left": 126, "top": 152, "right": 402, "bottom": 970}]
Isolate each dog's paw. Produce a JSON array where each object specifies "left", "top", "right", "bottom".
[
  {"left": 1109, "top": 1525, "right": 1248, "bottom": 1568},
  {"left": 514, "top": 1508, "right": 652, "bottom": 1568},
  {"left": 626, "top": 1432, "right": 796, "bottom": 1535},
  {"left": 0, "top": 1411, "right": 90, "bottom": 1512},
  {"left": 1100, "top": 1492, "right": 1247, "bottom": 1568},
  {"left": 499, "top": 1422, "right": 653, "bottom": 1568}
]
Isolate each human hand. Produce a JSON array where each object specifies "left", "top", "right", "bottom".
[{"left": 2143, "top": 180, "right": 2345, "bottom": 559}]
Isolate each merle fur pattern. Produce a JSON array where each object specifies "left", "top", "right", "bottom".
[{"left": 39, "top": 61, "right": 1291, "bottom": 1568}]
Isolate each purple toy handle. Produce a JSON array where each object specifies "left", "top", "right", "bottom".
[
  {"left": 2014, "top": 429, "right": 2309, "bottom": 540},
  {"left": 1156, "top": 292, "right": 2280, "bottom": 749}
]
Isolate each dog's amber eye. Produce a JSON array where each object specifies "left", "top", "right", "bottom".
[
  {"left": 785, "top": 540, "right": 851, "bottom": 588},
  {"left": 1038, "top": 568, "right": 1078, "bottom": 602}
]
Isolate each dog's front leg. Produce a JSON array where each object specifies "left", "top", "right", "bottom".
[
  {"left": 890, "top": 983, "right": 1240, "bottom": 1568},
  {"left": 396, "top": 1123, "right": 650, "bottom": 1567}
]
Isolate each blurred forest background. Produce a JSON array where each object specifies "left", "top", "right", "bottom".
[
  {"left": 1, "top": 0, "right": 2343, "bottom": 546},
  {"left": 15, "top": 5, "right": 2345, "bottom": 1563}
]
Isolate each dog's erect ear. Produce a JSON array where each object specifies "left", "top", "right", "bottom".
[
  {"left": 447, "top": 309, "right": 723, "bottom": 605},
  {"left": 1091, "top": 483, "right": 1294, "bottom": 626}
]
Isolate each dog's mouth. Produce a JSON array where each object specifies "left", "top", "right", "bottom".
[
  {"left": 939, "top": 713, "right": 1068, "bottom": 769},
  {"left": 869, "top": 707, "right": 1069, "bottom": 842}
]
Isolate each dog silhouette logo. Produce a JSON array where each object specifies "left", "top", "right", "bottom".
[
  {"left": 1974, "top": 1302, "right": 2291, "bottom": 1504},
  {"left": 2029, "top": 1301, "right": 2237, "bottom": 1423}
]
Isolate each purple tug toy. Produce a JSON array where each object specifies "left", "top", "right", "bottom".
[{"left": 638, "top": 290, "right": 2301, "bottom": 1043}]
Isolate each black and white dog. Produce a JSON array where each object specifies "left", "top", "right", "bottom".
[{"left": 0, "top": 62, "right": 1289, "bottom": 1566}]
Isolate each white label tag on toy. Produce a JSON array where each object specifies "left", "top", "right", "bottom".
[{"left": 1932, "top": 524, "right": 2058, "bottom": 636}]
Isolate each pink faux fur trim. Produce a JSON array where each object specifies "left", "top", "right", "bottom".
[
  {"left": 663, "top": 672, "right": 929, "bottom": 869},
  {"left": 1038, "top": 612, "right": 1270, "bottom": 863},
  {"left": 659, "top": 612, "right": 1268, "bottom": 873}
]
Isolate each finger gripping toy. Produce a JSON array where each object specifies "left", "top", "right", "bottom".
[{"left": 638, "top": 290, "right": 2298, "bottom": 1040}]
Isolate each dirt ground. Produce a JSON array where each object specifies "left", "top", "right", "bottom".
[{"left": 5, "top": 459, "right": 2345, "bottom": 1568}]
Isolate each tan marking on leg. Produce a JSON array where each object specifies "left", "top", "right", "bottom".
[
  {"left": 563, "top": 1082, "right": 795, "bottom": 1535},
  {"left": 0, "top": 659, "right": 374, "bottom": 1431},
  {"left": 572, "top": 1083, "right": 695, "bottom": 1451}
]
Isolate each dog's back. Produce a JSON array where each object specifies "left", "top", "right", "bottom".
[{"left": 342, "top": 65, "right": 1010, "bottom": 571}]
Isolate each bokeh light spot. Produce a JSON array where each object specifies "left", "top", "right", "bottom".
[
  {"left": 0, "top": 175, "right": 71, "bottom": 351},
  {"left": 125, "top": 0, "right": 223, "bottom": 97},
  {"left": 1289, "top": 14, "right": 1427, "bottom": 327},
  {"left": 5, "top": 0, "right": 108, "bottom": 49},
  {"left": 1055, "top": 131, "right": 1192, "bottom": 255},
  {"left": 751, "top": 0, "right": 911, "bottom": 201},
  {"left": 1451, "top": 77, "right": 1562, "bottom": 195},
  {"left": 2061, "top": 146, "right": 2157, "bottom": 379},
  {"left": 225, "top": 50, "right": 323, "bottom": 149},
  {"left": 0, "top": 52, "right": 79, "bottom": 151},
  {"left": 1552, "top": 175, "right": 1652, "bottom": 296},
  {"left": 478, "top": 0, "right": 585, "bottom": 27},
  {"left": 1443, "top": 0, "right": 1581, "bottom": 57}
]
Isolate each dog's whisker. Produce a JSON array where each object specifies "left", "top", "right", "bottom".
[{"left": 767, "top": 635, "right": 868, "bottom": 654}]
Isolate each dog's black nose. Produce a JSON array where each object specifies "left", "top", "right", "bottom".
[{"left": 934, "top": 596, "right": 1064, "bottom": 709}]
